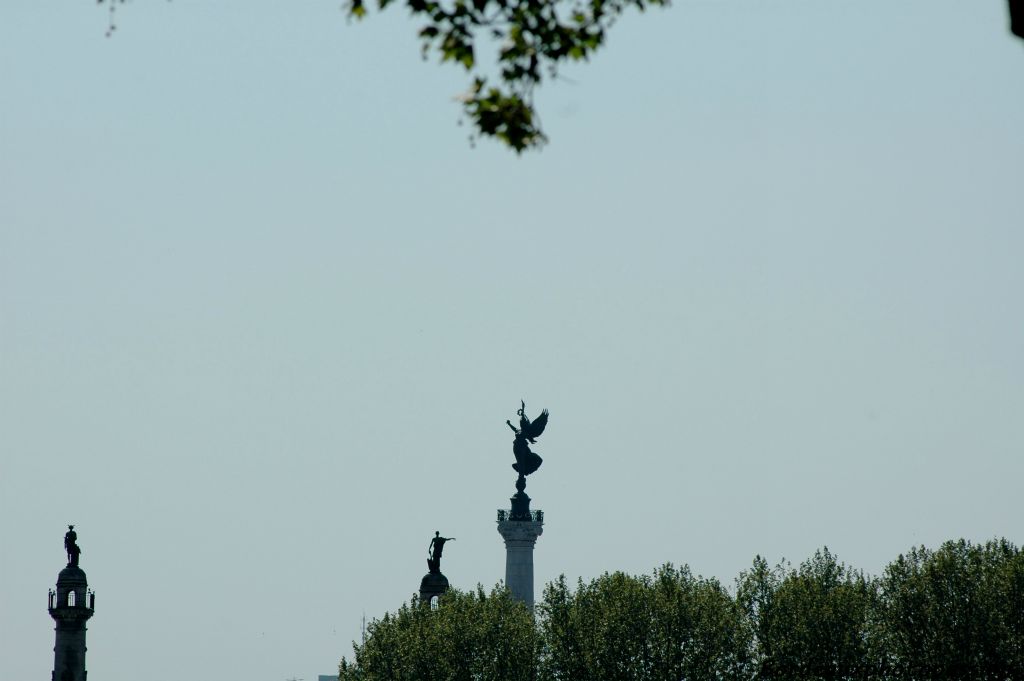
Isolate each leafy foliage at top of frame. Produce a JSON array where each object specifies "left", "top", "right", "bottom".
[{"left": 347, "top": 0, "right": 669, "bottom": 151}]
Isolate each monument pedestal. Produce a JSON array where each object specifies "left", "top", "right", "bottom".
[
  {"left": 49, "top": 565, "right": 94, "bottom": 681},
  {"left": 497, "top": 491, "right": 544, "bottom": 608},
  {"left": 419, "top": 570, "right": 449, "bottom": 607}
]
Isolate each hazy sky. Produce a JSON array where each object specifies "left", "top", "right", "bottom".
[{"left": 1, "top": 1, "right": 1022, "bottom": 680}]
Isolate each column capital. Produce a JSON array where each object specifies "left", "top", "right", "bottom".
[{"left": 497, "top": 519, "right": 544, "bottom": 544}]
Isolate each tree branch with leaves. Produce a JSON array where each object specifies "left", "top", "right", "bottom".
[{"left": 347, "top": 0, "right": 668, "bottom": 151}]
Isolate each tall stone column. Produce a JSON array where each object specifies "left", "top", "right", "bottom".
[
  {"left": 496, "top": 516, "right": 543, "bottom": 608},
  {"left": 499, "top": 400, "right": 550, "bottom": 608},
  {"left": 49, "top": 527, "right": 94, "bottom": 681},
  {"left": 497, "top": 475, "right": 544, "bottom": 608}
]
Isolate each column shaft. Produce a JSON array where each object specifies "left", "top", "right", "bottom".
[{"left": 497, "top": 519, "right": 543, "bottom": 608}]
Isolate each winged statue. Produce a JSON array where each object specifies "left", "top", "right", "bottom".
[{"left": 506, "top": 400, "right": 549, "bottom": 477}]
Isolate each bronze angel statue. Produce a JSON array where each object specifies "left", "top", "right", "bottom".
[{"left": 506, "top": 400, "right": 549, "bottom": 477}]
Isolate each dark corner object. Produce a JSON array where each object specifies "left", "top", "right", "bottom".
[{"left": 1012, "top": 0, "right": 1024, "bottom": 38}]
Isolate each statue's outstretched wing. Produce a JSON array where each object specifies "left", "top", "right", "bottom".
[{"left": 524, "top": 409, "right": 549, "bottom": 440}]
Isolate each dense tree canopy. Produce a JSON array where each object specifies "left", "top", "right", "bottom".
[
  {"left": 876, "top": 539, "right": 1024, "bottom": 681},
  {"left": 341, "top": 539, "right": 1024, "bottom": 681},
  {"left": 737, "top": 549, "right": 880, "bottom": 681},
  {"left": 539, "top": 566, "right": 752, "bottom": 681},
  {"left": 339, "top": 586, "right": 538, "bottom": 681}
]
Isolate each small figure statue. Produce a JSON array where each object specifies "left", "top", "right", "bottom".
[
  {"left": 506, "top": 400, "right": 549, "bottom": 479},
  {"left": 64, "top": 525, "right": 81, "bottom": 568},
  {"left": 427, "top": 531, "right": 455, "bottom": 573}
]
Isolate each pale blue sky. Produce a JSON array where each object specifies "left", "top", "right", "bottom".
[{"left": 1, "top": 1, "right": 1022, "bottom": 680}]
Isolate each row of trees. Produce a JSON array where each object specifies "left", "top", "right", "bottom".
[{"left": 339, "top": 539, "right": 1023, "bottom": 681}]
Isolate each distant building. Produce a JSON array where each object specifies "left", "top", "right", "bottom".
[{"left": 319, "top": 675, "right": 339, "bottom": 681}]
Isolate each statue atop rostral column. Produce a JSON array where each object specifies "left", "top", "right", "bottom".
[
  {"left": 50, "top": 525, "right": 95, "bottom": 681},
  {"left": 64, "top": 525, "right": 82, "bottom": 568}
]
